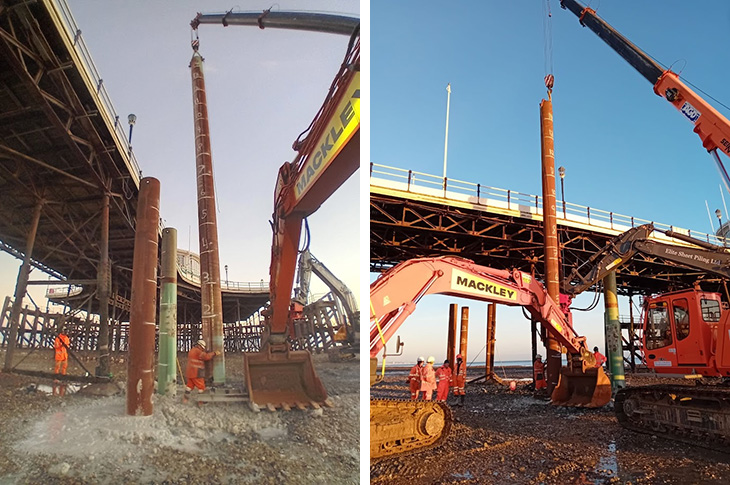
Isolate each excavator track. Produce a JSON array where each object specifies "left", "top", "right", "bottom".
[
  {"left": 615, "top": 385, "right": 730, "bottom": 453},
  {"left": 370, "top": 399, "right": 453, "bottom": 460}
]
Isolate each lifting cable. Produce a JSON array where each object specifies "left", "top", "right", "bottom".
[{"left": 542, "top": 0, "right": 555, "bottom": 97}]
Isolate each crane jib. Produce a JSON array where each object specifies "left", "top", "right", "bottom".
[{"left": 294, "top": 72, "right": 360, "bottom": 202}]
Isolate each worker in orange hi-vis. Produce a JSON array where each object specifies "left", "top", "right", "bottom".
[
  {"left": 408, "top": 356, "right": 424, "bottom": 400},
  {"left": 435, "top": 359, "right": 452, "bottom": 402},
  {"left": 53, "top": 328, "right": 70, "bottom": 376},
  {"left": 183, "top": 339, "right": 221, "bottom": 404},
  {"left": 452, "top": 353, "right": 466, "bottom": 406},
  {"left": 593, "top": 346, "right": 607, "bottom": 369},
  {"left": 533, "top": 354, "right": 547, "bottom": 391},
  {"left": 419, "top": 356, "right": 437, "bottom": 400}
]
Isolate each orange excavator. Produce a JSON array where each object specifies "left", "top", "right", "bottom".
[
  {"left": 241, "top": 24, "right": 360, "bottom": 410},
  {"left": 561, "top": 223, "right": 730, "bottom": 450},
  {"left": 370, "top": 256, "right": 611, "bottom": 459},
  {"left": 560, "top": 1, "right": 730, "bottom": 449}
]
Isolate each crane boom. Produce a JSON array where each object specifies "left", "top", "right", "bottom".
[{"left": 561, "top": 0, "right": 730, "bottom": 190}]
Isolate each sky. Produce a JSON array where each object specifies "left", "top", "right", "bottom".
[
  {"left": 370, "top": 1, "right": 730, "bottom": 364},
  {"left": 0, "top": 1, "right": 360, "bottom": 315}
]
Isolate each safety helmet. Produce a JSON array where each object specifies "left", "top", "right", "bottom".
[
  {"left": 427, "top": 356, "right": 435, "bottom": 363},
  {"left": 417, "top": 356, "right": 424, "bottom": 362},
  {"left": 456, "top": 353, "right": 463, "bottom": 360},
  {"left": 535, "top": 354, "right": 542, "bottom": 360},
  {"left": 197, "top": 339, "right": 207, "bottom": 350}
]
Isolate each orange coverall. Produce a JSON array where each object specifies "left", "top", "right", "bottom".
[
  {"left": 419, "top": 363, "right": 437, "bottom": 400},
  {"left": 452, "top": 359, "right": 466, "bottom": 396},
  {"left": 185, "top": 345, "right": 217, "bottom": 391},
  {"left": 594, "top": 350, "right": 607, "bottom": 368},
  {"left": 533, "top": 359, "right": 547, "bottom": 390},
  {"left": 435, "top": 364, "right": 452, "bottom": 401},
  {"left": 408, "top": 364, "right": 422, "bottom": 400},
  {"left": 54, "top": 333, "right": 70, "bottom": 375}
]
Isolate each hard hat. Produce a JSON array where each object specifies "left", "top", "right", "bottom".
[
  {"left": 456, "top": 353, "right": 463, "bottom": 359},
  {"left": 197, "top": 339, "right": 207, "bottom": 349},
  {"left": 427, "top": 356, "right": 435, "bottom": 363},
  {"left": 417, "top": 356, "right": 424, "bottom": 362},
  {"left": 535, "top": 354, "right": 542, "bottom": 360}
]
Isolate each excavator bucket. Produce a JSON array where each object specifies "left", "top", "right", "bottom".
[
  {"left": 244, "top": 348, "right": 328, "bottom": 411},
  {"left": 551, "top": 366, "right": 612, "bottom": 408}
]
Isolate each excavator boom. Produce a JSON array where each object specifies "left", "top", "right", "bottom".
[{"left": 563, "top": 223, "right": 730, "bottom": 296}]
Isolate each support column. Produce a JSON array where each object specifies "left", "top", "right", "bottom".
[
  {"left": 603, "top": 272, "right": 625, "bottom": 391},
  {"left": 628, "top": 293, "right": 636, "bottom": 372},
  {"left": 446, "top": 303, "right": 457, "bottom": 372},
  {"left": 485, "top": 303, "right": 496, "bottom": 379},
  {"left": 158, "top": 228, "right": 178, "bottom": 395},
  {"left": 458, "top": 306, "right": 469, "bottom": 372},
  {"left": 540, "top": 96, "right": 562, "bottom": 394},
  {"left": 126, "top": 177, "right": 160, "bottom": 416},
  {"left": 190, "top": 47, "right": 225, "bottom": 384},
  {"left": 97, "top": 192, "right": 111, "bottom": 376},
  {"left": 4, "top": 201, "right": 43, "bottom": 371}
]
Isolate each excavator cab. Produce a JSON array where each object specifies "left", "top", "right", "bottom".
[{"left": 551, "top": 349, "right": 612, "bottom": 407}]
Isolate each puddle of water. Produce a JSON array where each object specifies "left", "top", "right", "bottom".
[
  {"left": 33, "top": 383, "right": 84, "bottom": 395},
  {"left": 594, "top": 441, "right": 619, "bottom": 484}
]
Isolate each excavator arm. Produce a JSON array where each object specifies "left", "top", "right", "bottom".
[
  {"left": 295, "top": 249, "right": 360, "bottom": 345},
  {"left": 370, "top": 256, "right": 591, "bottom": 363},
  {"left": 244, "top": 25, "right": 360, "bottom": 410},
  {"left": 563, "top": 223, "right": 730, "bottom": 296},
  {"left": 561, "top": 0, "right": 730, "bottom": 190}
]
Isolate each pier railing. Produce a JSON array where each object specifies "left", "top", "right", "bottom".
[
  {"left": 49, "top": 0, "right": 142, "bottom": 186},
  {"left": 370, "top": 163, "right": 727, "bottom": 247}
]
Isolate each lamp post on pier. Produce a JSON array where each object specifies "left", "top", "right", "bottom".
[
  {"left": 717, "top": 209, "right": 726, "bottom": 247},
  {"left": 127, "top": 114, "right": 136, "bottom": 158},
  {"left": 558, "top": 166, "right": 566, "bottom": 219},
  {"left": 442, "top": 83, "right": 451, "bottom": 190}
]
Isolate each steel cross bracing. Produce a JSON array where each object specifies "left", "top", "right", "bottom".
[
  {"left": 0, "top": 0, "right": 139, "bottom": 295},
  {"left": 371, "top": 168, "right": 726, "bottom": 297},
  {"left": 0, "top": 1, "right": 270, "bottom": 327}
]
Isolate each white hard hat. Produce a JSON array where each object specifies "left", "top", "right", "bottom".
[
  {"left": 535, "top": 354, "right": 542, "bottom": 360},
  {"left": 197, "top": 339, "right": 207, "bottom": 349},
  {"left": 427, "top": 356, "right": 435, "bottom": 363},
  {"left": 417, "top": 356, "right": 424, "bottom": 362}
]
